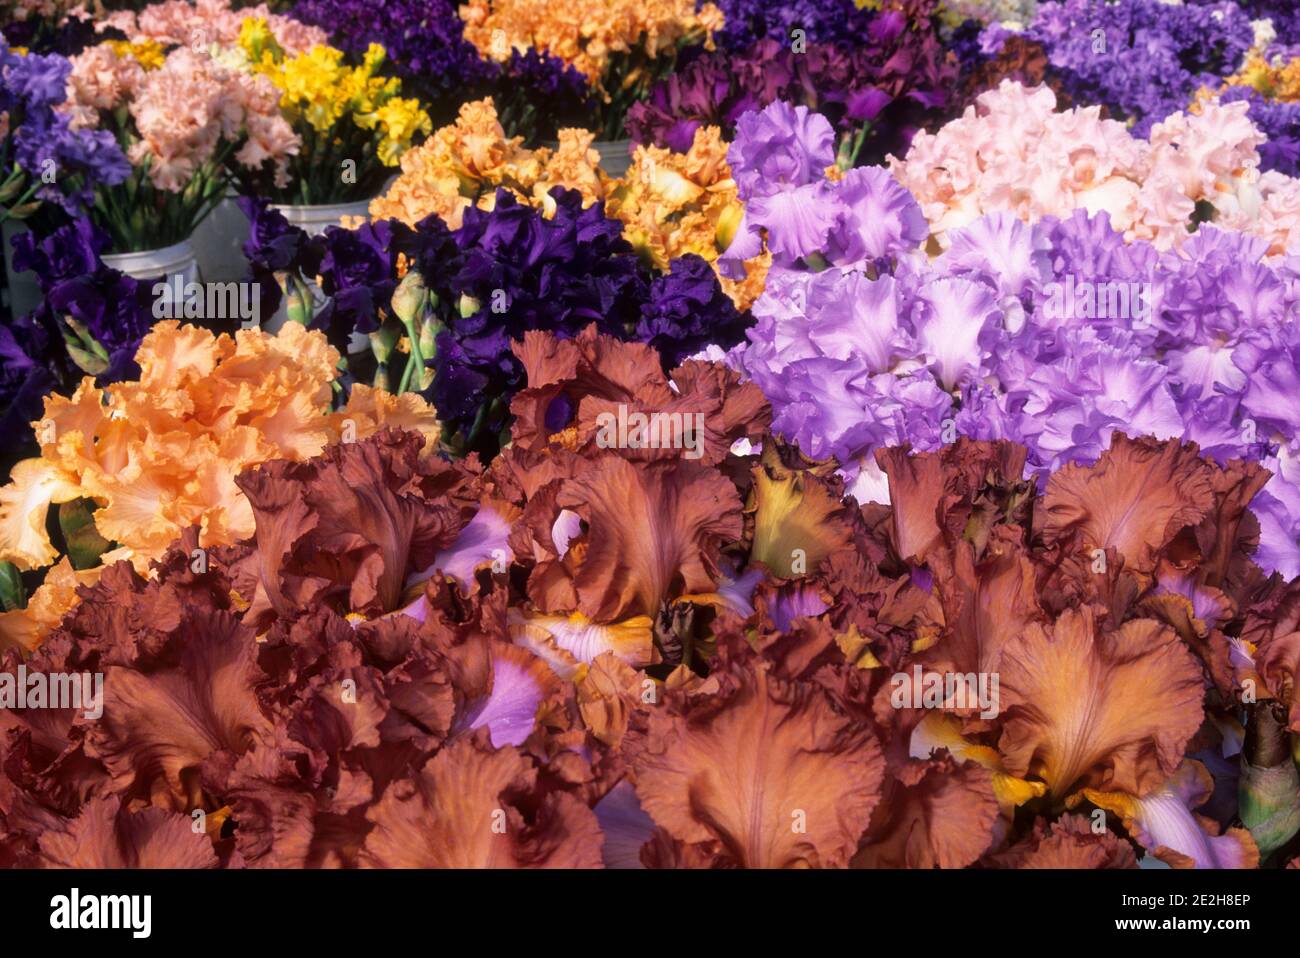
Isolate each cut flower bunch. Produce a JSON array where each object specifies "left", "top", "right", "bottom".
[
  {"left": 60, "top": 34, "right": 298, "bottom": 251},
  {"left": 458, "top": 0, "right": 725, "bottom": 141},
  {"left": 2, "top": 0, "right": 1300, "bottom": 872},
  {"left": 234, "top": 17, "right": 432, "bottom": 205}
]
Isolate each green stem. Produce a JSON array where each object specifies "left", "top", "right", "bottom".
[{"left": 395, "top": 317, "right": 425, "bottom": 394}]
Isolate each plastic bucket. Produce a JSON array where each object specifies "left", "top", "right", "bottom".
[
  {"left": 594, "top": 139, "right": 634, "bottom": 177},
  {"left": 264, "top": 200, "right": 372, "bottom": 352},
  {"left": 1, "top": 218, "right": 41, "bottom": 318},
  {"left": 192, "top": 188, "right": 250, "bottom": 283},
  {"left": 271, "top": 198, "right": 373, "bottom": 237},
  {"left": 102, "top": 237, "right": 200, "bottom": 284}
]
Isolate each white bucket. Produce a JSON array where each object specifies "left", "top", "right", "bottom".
[
  {"left": 1, "top": 218, "right": 41, "bottom": 318},
  {"left": 102, "top": 239, "right": 200, "bottom": 316},
  {"left": 192, "top": 188, "right": 250, "bottom": 283},
  {"left": 543, "top": 138, "right": 635, "bottom": 178},
  {"left": 263, "top": 198, "right": 375, "bottom": 353},
  {"left": 102, "top": 237, "right": 199, "bottom": 284},
  {"left": 594, "top": 139, "right": 634, "bottom": 178},
  {"left": 271, "top": 198, "right": 372, "bottom": 236}
]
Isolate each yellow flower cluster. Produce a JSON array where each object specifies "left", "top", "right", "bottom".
[
  {"left": 238, "top": 17, "right": 430, "bottom": 165},
  {"left": 369, "top": 97, "right": 606, "bottom": 227},
  {"left": 0, "top": 322, "right": 439, "bottom": 577},
  {"left": 1225, "top": 51, "right": 1300, "bottom": 102},
  {"left": 605, "top": 126, "right": 768, "bottom": 309},
  {"left": 103, "top": 37, "right": 167, "bottom": 70},
  {"left": 458, "top": 0, "right": 722, "bottom": 89}
]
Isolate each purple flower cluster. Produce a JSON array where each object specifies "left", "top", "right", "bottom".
[
  {"left": 489, "top": 48, "right": 594, "bottom": 142},
  {"left": 712, "top": 0, "right": 878, "bottom": 49},
  {"left": 240, "top": 190, "right": 751, "bottom": 451},
  {"left": 1, "top": 15, "right": 109, "bottom": 57},
  {"left": 626, "top": 51, "right": 735, "bottom": 152},
  {"left": 237, "top": 195, "right": 318, "bottom": 318},
  {"left": 290, "top": 0, "right": 495, "bottom": 120},
  {"left": 420, "top": 190, "right": 747, "bottom": 441},
  {"left": 421, "top": 189, "right": 650, "bottom": 437},
  {"left": 1, "top": 220, "right": 154, "bottom": 436},
  {"left": 635, "top": 252, "right": 749, "bottom": 368},
  {"left": 719, "top": 101, "right": 927, "bottom": 273},
  {"left": 1011, "top": 0, "right": 1255, "bottom": 136},
  {"left": 1, "top": 37, "right": 131, "bottom": 216},
  {"left": 1216, "top": 0, "right": 1300, "bottom": 45},
  {"left": 238, "top": 195, "right": 406, "bottom": 366},
  {"left": 729, "top": 100, "right": 1300, "bottom": 576},
  {"left": 744, "top": 210, "right": 1300, "bottom": 576},
  {"left": 628, "top": 5, "right": 955, "bottom": 164}
]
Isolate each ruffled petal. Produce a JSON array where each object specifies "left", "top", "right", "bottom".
[
  {"left": 37, "top": 795, "right": 219, "bottom": 869},
  {"left": 359, "top": 735, "right": 602, "bottom": 868},
  {"left": 0, "top": 460, "right": 83, "bottom": 570},
  {"left": 456, "top": 643, "right": 560, "bottom": 748},
  {"left": 1081, "top": 763, "right": 1259, "bottom": 869},
  {"left": 1039, "top": 436, "right": 1217, "bottom": 574},
  {"left": 997, "top": 608, "right": 1204, "bottom": 798},
  {"left": 630, "top": 656, "right": 883, "bottom": 868},
  {"left": 854, "top": 754, "right": 1000, "bottom": 869}
]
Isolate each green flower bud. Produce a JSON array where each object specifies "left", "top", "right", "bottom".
[
  {"left": 392, "top": 269, "right": 428, "bottom": 325},
  {"left": 1240, "top": 702, "right": 1300, "bottom": 859},
  {"left": 368, "top": 317, "right": 402, "bottom": 365}
]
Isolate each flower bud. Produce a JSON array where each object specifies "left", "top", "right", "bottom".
[
  {"left": 392, "top": 269, "right": 428, "bottom": 325},
  {"left": 1239, "top": 701, "right": 1300, "bottom": 859}
]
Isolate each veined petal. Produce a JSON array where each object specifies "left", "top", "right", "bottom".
[
  {"left": 0, "top": 459, "right": 83, "bottom": 570},
  {"left": 998, "top": 608, "right": 1204, "bottom": 799},
  {"left": 509, "top": 610, "right": 655, "bottom": 673},
  {"left": 631, "top": 657, "right": 883, "bottom": 868},
  {"left": 1081, "top": 763, "right": 1259, "bottom": 869}
]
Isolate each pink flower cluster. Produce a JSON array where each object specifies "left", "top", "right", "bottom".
[
  {"left": 63, "top": 44, "right": 299, "bottom": 192},
  {"left": 890, "top": 80, "right": 1300, "bottom": 255},
  {"left": 62, "top": 43, "right": 143, "bottom": 120},
  {"left": 102, "top": 0, "right": 328, "bottom": 55},
  {"left": 8, "top": 0, "right": 86, "bottom": 19}
]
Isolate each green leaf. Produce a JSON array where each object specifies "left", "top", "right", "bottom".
[
  {"left": 58, "top": 500, "right": 113, "bottom": 571},
  {"left": 0, "top": 561, "right": 24, "bottom": 613}
]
